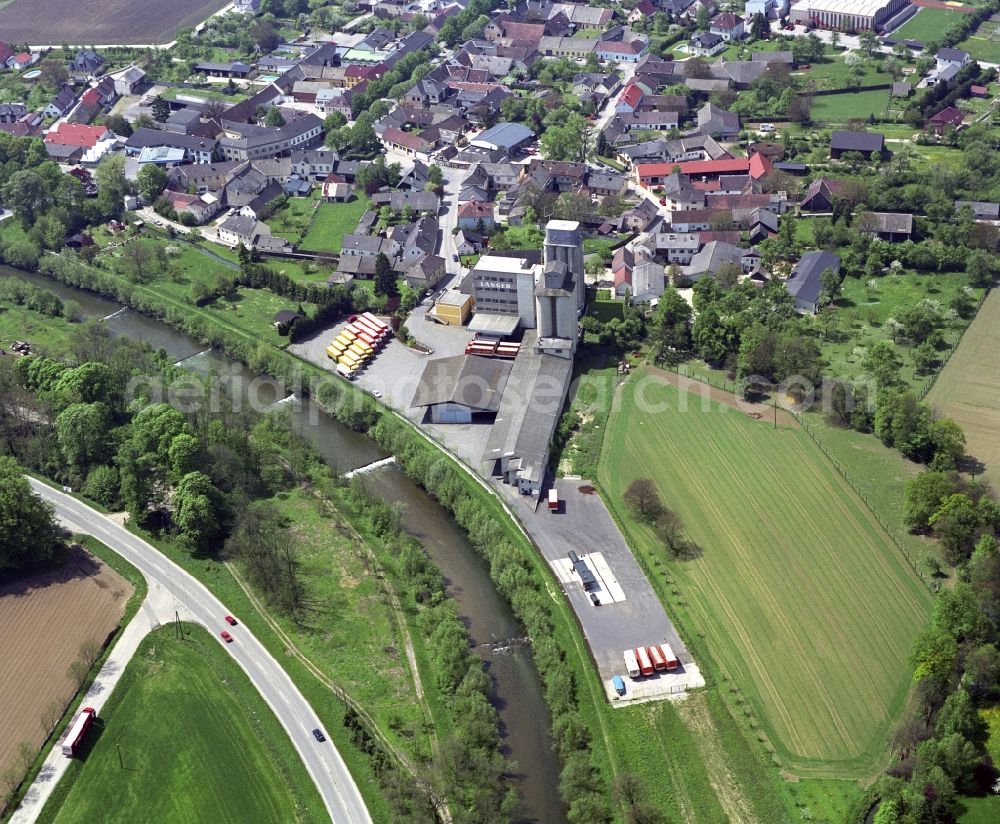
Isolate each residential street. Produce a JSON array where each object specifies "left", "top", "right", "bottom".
[{"left": 17, "top": 480, "right": 372, "bottom": 824}]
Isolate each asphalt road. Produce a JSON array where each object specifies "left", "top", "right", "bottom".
[{"left": 27, "top": 479, "right": 372, "bottom": 824}]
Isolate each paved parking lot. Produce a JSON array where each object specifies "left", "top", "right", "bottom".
[{"left": 504, "top": 478, "right": 704, "bottom": 705}]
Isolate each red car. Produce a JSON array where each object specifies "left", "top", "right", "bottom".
[
  {"left": 220, "top": 630, "right": 233, "bottom": 643},
  {"left": 659, "top": 198, "right": 666, "bottom": 205},
  {"left": 224, "top": 615, "right": 238, "bottom": 626}
]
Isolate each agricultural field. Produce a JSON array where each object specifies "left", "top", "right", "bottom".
[
  {"left": 926, "top": 288, "right": 1000, "bottom": 491},
  {"left": 298, "top": 197, "right": 371, "bottom": 255},
  {"left": 0, "top": 544, "right": 132, "bottom": 779},
  {"left": 600, "top": 371, "right": 934, "bottom": 775},
  {"left": 0, "top": 0, "right": 229, "bottom": 45},
  {"left": 892, "top": 7, "right": 962, "bottom": 43},
  {"left": 40, "top": 626, "right": 326, "bottom": 824}
]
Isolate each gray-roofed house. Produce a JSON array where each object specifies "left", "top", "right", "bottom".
[
  {"left": 689, "top": 32, "right": 726, "bottom": 57},
  {"left": 696, "top": 103, "right": 739, "bottom": 139},
  {"left": 830, "top": 130, "right": 886, "bottom": 160},
  {"left": 785, "top": 250, "right": 840, "bottom": 314},
  {"left": 342, "top": 234, "right": 386, "bottom": 257},
  {"left": 682, "top": 241, "right": 744, "bottom": 281},
  {"left": 955, "top": 200, "right": 1000, "bottom": 221},
  {"left": 866, "top": 212, "right": 914, "bottom": 242},
  {"left": 217, "top": 214, "right": 291, "bottom": 252},
  {"left": 70, "top": 49, "right": 104, "bottom": 77}
]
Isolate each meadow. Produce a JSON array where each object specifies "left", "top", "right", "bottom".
[
  {"left": 926, "top": 288, "right": 1000, "bottom": 491},
  {"left": 599, "top": 372, "right": 934, "bottom": 775},
  {"left": 40, "top": 626, "right": 326, "bottom": 824}
]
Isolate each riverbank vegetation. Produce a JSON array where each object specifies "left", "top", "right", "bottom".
[{"left": 0, "top": 320, "right": 517, "bottom": 823}]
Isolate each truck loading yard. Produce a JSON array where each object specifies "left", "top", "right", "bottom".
[{"left": 509, "top": 477, "right": 705, "bottom": 705}]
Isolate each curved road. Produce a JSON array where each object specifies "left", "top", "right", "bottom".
[{"left": 26, "top": 479, "right": 372, "bottom": 824}]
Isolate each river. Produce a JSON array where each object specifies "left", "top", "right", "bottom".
[{"left": 0, "top": 266, "right": 565, "bottom": 824}]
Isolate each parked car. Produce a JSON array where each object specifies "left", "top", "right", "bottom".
[
  {"left": 312, "top": 728, "right": 326, "bottom": 742},
  {"left": 590, "top": 592, "right": 601, "bottom": 606},
  {"left": 220, "top": 630, "right": 233, "bottom": 643},
  {"left": 452, "top": 253, "right": 459, "bottom": 262},
  {"left": 224, "top": 615, "right": 237, "bottom": 626},
  {"left": 759, "top": 123, "right": 775, "bottom": 133}
]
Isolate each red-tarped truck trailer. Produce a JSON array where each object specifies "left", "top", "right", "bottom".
[
  {"left": 61, "top": 707, "right": 96, "bottom": 757},
  {"left": 658, "top": 643, "right": 679, "bottom": 670},
  {"left": 634, "top": 646, "right": 654, "bottom": 676}
]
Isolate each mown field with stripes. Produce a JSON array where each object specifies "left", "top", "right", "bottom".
[{"left": 600, "top": 371, "right": 933, "bottom": 776}]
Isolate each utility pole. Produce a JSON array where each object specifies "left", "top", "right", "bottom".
[{"left": 175, "top": 610, "right": 182, "bottom": 640}]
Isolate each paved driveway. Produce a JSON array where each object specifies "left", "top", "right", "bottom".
[{"left": 503, "top": 478, "right": 705, "bottom": 704}]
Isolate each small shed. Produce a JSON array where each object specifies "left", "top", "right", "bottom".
[{"left": 273, "top": 309, "right": 303, "bottom": 336}]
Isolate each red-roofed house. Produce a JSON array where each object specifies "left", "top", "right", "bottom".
[
  {"left": 44, "top": 123, "right": 108, "bottom": 148},
  {"left": 380, "top": 126, "right": 434, "bottom": 158},
  {"left": 971, "top": 84, "right": 989, "bottom": 98},
  {"left": 457, "top": 200, "right": 495, "bottom": 230},
  {"left": 12, "top": 52, "right": 35, "bottom": 71},
  {"left": 710, "top": 13, "right": 745, "bottom": 41},
  {"left": 596, "top": 40, "right": 648, "bottom": 63},
  {"left": 748, "top": 151, "right": 773, "bottom": 180},
  {"left": 629, "top": 0, "right": 657, "bottom": 24},
  {"left": 616, "top": 83, "right": 644, "bottom": 114},
  {"left": 925, "top": 106, "right": 964, "bottom": 135},
  {"left": 72, "top": 88, "right": 103, "bottom": 124}
]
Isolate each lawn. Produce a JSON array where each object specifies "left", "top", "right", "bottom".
[
  {"left": 40, "top": 625, "right": 326, "bottom": 824},
  {"left": 926, "top": 288, "right": 1000, "bottom": 491},
  {"left": 792, "top": 49, "right": 893, "bottom": 92},
  {"left": 269, "top": 195, "right": 319, "bottom": 244},
  {"left": 811, "top": 90, "right": 891, "bottom": 122},
  {"left": 599, "top": 371, "right": 934, "bottom": 775},
  {"left": 298, "top": 197, "right": 370, "bottom": 254},
  {"left": 960, "top": 34, "right": 1000, "bottom": 64},
  {"left": 893, "top": 7, "right": 963, "bottom": 43},
  {"left": 587, "top": 297, "right": 625, "bottom": 323},
  {"left": 958, "top": 796, "right": 1000, "bottom": 823}
]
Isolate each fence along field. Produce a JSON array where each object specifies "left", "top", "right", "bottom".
[
  {"left": 600, "top": 372, "right": 934, "bottom": 776},
  {"left": 926, "top": 288, "right": 1000, "bottom": 492},
  {"left": 0, "top": 546, "right": 131, "bottom": 782},
  {"left": 0, "top": 0, "right": 229, "bottom": 45}
]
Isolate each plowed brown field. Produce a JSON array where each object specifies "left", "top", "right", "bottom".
[
  {"left": 0, "top": 547, "right": 131, "bottom": 777},
  {"left": 0, "top": 0, "right": 228, "bottom": 45}
]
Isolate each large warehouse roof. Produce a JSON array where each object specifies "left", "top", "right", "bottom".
[
  {"left": 411, "top": 355, "right": 512, "bottom": 412},
  {"left": 470, "top": 122, "right": 535, "bottom": 151},
  {"left": 790, "top": 0, "right": 893, "bottom": 16}
]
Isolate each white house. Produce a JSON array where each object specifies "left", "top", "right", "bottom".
[
  {"left": 709, "top": 13, "right": 746, "bottom": 41},
  {"left": 689, "top": 32, "right": 727, "bottom": 57},
  {"left": 936, "top": 48, "right": 971, "bottom": 73}
]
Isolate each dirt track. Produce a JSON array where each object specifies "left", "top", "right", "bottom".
[
  {"left": 0, "top": 547, "right": 131, "bottom": 778},
  {"left": 644, "top": 366, "right": 800, "bottom": 428}
]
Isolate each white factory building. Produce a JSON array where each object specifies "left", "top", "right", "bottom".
[{"left": 790, "top": 0, "right": 910, "bottom": 31}]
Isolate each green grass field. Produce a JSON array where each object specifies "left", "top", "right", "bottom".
[
  {"left": 811, "top": 90, "right": 891, "bottom": 122},
  {"left": 298, "top": 198, "right": 370, "bottom": 254},
  {"left": 41, "top": 626, "right": 326, "bottom": 824},
  {"left": 600, "top": 372, "right": 934, "bottom": 775},
  {"left": 893, "top": 7, "right": 961, "bottom": 42},
  {"left": 960, "top": 33, "right": 1000, "bottom": 64},
  {"left": 958, "top": 796, "right": 1000, "bottom": 823}
]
